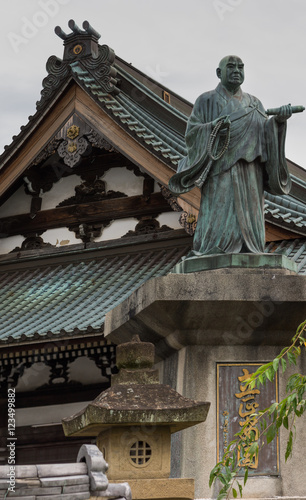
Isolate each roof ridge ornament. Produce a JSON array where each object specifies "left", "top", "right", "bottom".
[
  {"left": 36, "top": 20, "right": 119, "bottom": 110},
  {"left": 55, "top": 19, "right": 101, "bottom": 60}
]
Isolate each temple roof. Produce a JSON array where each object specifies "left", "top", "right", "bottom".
[
  {"left": 0, "top": 20, "right": 306, "bottom": 236},
  {"left": 0, "top": 233, "right": 190, "bottom": 346}
]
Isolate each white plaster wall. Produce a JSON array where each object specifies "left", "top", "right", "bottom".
[
  {"left": 16, "top": 362, "right": 50, "bottom": 392},
  {"left": 41, "top": 174, "right": 81, "bottom": 210},
  {"left": 102, "top": 167, "right": 143, "bottom": 196},
  {"left": 41, "top": 227, "right": 79, "bottom": 246},
  {"left": 69, "top": 356, "right": 108, "bottom": 385},
  {"left": 97, "top": 218, "right": 138, "bottom": 242},
  {"left": 0, "top": 235, "right": 24, "bottom": 254},
  {"left": 156, "top": 212, "right": 181, "bottom": 230},
  {"left": 15, "top": 357, "right": 108, "bottom": 392},
  {"left": 154, "top": 181, "right": 161, "bottom": 193},
  {"left": 0, "top": 186, "right": 31, "bottom": 217}
]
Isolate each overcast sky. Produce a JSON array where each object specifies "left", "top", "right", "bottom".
[{"left": 1, "top": 0, "right": 305, "bottom": 168}]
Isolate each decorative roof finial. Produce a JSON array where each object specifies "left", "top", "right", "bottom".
[{"left": 54, "top": 19, "right": 101, "bottom": 60}]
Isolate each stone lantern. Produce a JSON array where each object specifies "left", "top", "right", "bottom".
[{"left": 62, "top": 335, "right": 210, "bottom": 500}]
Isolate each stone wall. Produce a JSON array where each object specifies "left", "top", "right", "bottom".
[{"left": 161, "top": 345, "right": 306, "bottom": 500}]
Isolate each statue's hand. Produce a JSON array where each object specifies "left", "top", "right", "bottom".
[
  {"left": 212, "top": 115, "right": 231, "bottom": 129},
  {"left": 275, "top": 104, "right": 293, "bottom": 123}
]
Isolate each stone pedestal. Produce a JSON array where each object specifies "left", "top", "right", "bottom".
[
  {"left": 103, "top": 268, "right": 306, "bottom": 499},
  {"left": 104, "top": 267, "right": 306, "bottom": 359},
  {"left": 171, "top": 252, "right": 298, "bottom": 274},
  {"left": 112, "top": 478, "right": 194, "bottom": 500}
]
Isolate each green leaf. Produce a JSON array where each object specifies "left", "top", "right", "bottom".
[
  {"left": 249, "top": 379, "right": 256, "bottom": 390},
  {"left": 276, "top": 415, "right": 283, "bottom": 429},
  {"left": 268, "top": 402, "right": 277, "bottom": 415},
  {"left": 266, "top": 366, "right": 275, "bottom": 381},
  {"left": 247, "top": 442, "right": 259, "bottom": 462},
  {"left": 281, "top": 358, "right": 287, "bottom": 373},
  {"left": 209, "top": 470, "right": 217, "bottom": 487},
  {"left": 233, "top": 488, "right": 238, "bottom": 498},
  {"left": 224, "top": 466, "right": 232, "bottom": 481},
  {"left": 278, "top": 399, "right": 287, "bottom": 418},
  {"left": 219, "top": 475, "right": 227, "bottom": 486},
  {"left": 244, "top": 467, "right": 249, "bottom": 486},
  {"left": 287, "top": 351, "right": 297, "bottom": 366},
  {"left": 272, "top": 358, "right": 279, "bottom": 371},
  {"left": 257, "top": 364, "right": 270, "bottom": 374},
  {"left": 238, "top": 482, "right": 243, "bottom": 497},
  {"left": 285, "top": 431, "right": 293, "bottom": 461},
  {"left": 217, "top": 492, "right": 227, "bottom": 500},
  {"left": 266, "top": 425, "right": 276, "bottom": 444},
  {"left": 279, "top": 347, "right": 288, "bottom": 357},
  {"left": 283, "top": 415, "right": 289, "bottom": 430},
  {"left": 258, "top": 374, "right": 264, "bottom": 386}
]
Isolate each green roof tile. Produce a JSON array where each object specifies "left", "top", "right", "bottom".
[{"left": 0, "top": 245, "right": 189, "bottom": 345}]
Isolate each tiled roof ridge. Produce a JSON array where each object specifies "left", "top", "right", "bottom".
[
  {"left": 291, "top": 172, "right": 306, "bottom": 190},
  {"left": 114, "top": 63, "right": 189, "bottom": 121},
  {"left": 264, "top": 193, "right": 306, "bottom": 234},
  {"left": 117, "top": 93, "right": 187, "bottom": 151},
  {"left": 0, "top": 31, "right": 119, "bottom": 162},
  {"left": 265, "top": 189, "right": 306, "bottom": 214},
  {"left": 69, "top": 62, "right": 185, "bottom": 167},
  {"left": 37, "top": 42, "right": 119, "bottom": 111},
  {"left": 265, "top": 238, "right": 306, "bottom": 274},
  {"left": 114, "top": 54, "right": 194, "bottom": 108}
]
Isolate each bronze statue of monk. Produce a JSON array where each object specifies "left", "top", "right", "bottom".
[{"left": 169, "top": 55, "right": 293, "bottom": 255}]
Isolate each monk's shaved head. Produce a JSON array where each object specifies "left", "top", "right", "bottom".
[
  {"left": 218, "top": 55, "right": 243, "bottom": 70},
  {"left": 216, "top": 55, "right": 244, "bottom": 93}
]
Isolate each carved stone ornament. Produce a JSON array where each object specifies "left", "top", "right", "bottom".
[
  {"left": 57, "top": 136, "right": 89, "bottom": 167},
  {"left": 179, "top": 212, "right": 197, "bottom": 236},
  {"left": 31, "top": 138, "right": 62, "bottom": 166},
  {"left": 30, "top": 118, "right": 117, "bottom": 178},
  {"left": 67, "top": 125, "right": 80, "bottom": 140},
  {"left": 10, "top": 236, "right": 53, "bottom": 253},
  {"left": 69, "top": 221, "right": 111, "bottom": 243},
  {"left": 159, "top": 185, "right": 182, "bottom": 212},
  {"left": 86, "top": 129, "right": 117, "bottom": 152},
  {"left": 46, "top": 358, "right": 70, "bottom": 385},
  {"left": 122, "top": 217, "right": 172, "bottom": 238},
  {"left": 57, "top": 178, "right": 127, "bottom": 207}
]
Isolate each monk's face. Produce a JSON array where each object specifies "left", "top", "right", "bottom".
[{"left": 217, "top": 56, "right": 244, "bottom": 92}]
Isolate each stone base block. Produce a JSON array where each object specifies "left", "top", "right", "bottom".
[
  {"left": 171, "top": 252, "right": 298, "bottom": 274},
  {"left": 105, "top": 268, "right": 306, "bottom": 358},
  {"left": 108, "top": 478, "right": 194, "bottom": 500}
]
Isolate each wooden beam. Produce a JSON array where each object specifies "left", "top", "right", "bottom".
[
  {"left": 265, "top": 221, "right": 300, "bottom": 242},
  {"left": 0, "top": 192, "right": 173, "bottom": 236},
  {"left": 0, "top": 383, "right": 108, "bottom": 409}
]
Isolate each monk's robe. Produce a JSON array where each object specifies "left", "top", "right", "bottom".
[{"left": 169, "top": 83, "right": 291, "bottom": 254}]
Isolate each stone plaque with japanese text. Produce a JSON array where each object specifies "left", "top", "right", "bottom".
[{"left": 217, "top": 363, "right": 279, "bottom": 475}]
